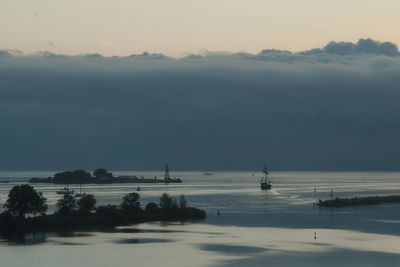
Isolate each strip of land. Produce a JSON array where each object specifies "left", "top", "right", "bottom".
[
  {"left": 317, "top": 195, "right": 400, "bottom": 207},
  {"left": 29, "top": 168, "right": 182, "bottom": 184},
  {"left": 0, "top": 206, "right": 206, "bottom": 233},
  {"left": 0, "top": 185, "right": 205, "bottom": 234},
  {"left": 30, "top": 176, "right": 182, "bottom": 184}
]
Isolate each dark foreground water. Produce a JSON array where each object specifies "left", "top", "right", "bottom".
[{"left": 1, "top": 171, "right": 400, "bottom": 266}]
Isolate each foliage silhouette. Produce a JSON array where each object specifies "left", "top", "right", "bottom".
[
  {"left": 77, "top": 194, "right": 96, "bottom": 214},
  {"left": 179, "top": 195, "right": 187, "bottom": 209},
  {"left": 3, "top": 184, "right": 47, "bottom": 219},
  {"left": 30, "top": 168, "right": 182, "bottom": 184},
  {"left": 54, "top": 170, "right": 92, "bottom": 184},
  {"left": 56, "top": 193, "right": 77, "bottom": 215},
  {"left": 121, "top": 192, "right": 141, "bottom": 210},
  {"left": 0, "top": 191, "right": 206, "bottom": 233},
  {"left": 159, "top": 193, "right": 173, "bottom": 209},
  {"left": 145, "top": 202, "right": 159, "bottom": 212},
  {"left": 93, "top": 168, "right": 113, "bottom": 179}
]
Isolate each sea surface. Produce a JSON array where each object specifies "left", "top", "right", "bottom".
[{"left": 0, "top": 171, "right": 400, "bottom": 266}]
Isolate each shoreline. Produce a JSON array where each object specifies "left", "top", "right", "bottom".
[
  {"left": 317, "top": 195, "right": 400, "bottom": 208},
  {"left": 0, "top": 206, "right": 206, "bottom": 234},
  {"left": 29, "top": 177, "right": 182, "bottom": 184}
]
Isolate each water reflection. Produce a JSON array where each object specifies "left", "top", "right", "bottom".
[
  {"left": 0, "top": 232, "right": 47, "bottom": 245},
  {"left": 56, "top": 232, "right": 93, "bottom": 238},
  {"left": 0, "top": 231, "right": 95, "bottom": 245},
  {"left": 1, "top": 172, "right": 400, "bottom": 266},
  {"left": 113, "top": 238, "right": 173, "bottom": 244},
  {"left": 218, "top": 249, "right": 400, "bottom": 267},
  {"left": 0, "top": 223, "right": 400, "bottom": 266},
  {"left": 198, "top": 244, "right": 266, "bottom": 255}
]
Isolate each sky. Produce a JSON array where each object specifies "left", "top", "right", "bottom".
[
  {"left": 1, "top": 0, "right": 400, "bottom": 57},
  {"left": 1, "top": 39, "right": 400, "bottom": 171},
  {"left": 2, "top": 1, "right": 400, "bottom": 171}
]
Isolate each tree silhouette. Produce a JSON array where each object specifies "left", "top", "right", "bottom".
[
  {"left": 179, "top": 195, "right": 187, "bottom": 209},
  {"left": 3, "top": 184, "right": 47, "bottom": 219},
  {"left": 56, "top": 193, "right": 77, "bottom": 215},
  {"left": 93, "top": 168, "right": 113, "bottom": 179},
  {"left": 145, "top": 202, "right": 159, "bottom": 213},
  {"left": 77, "top": 194, "right": 96, "bottom": 213},
  {"left": 54, "top": 170, "right": 91, "bottom": 184},
  {"left": 121, "top": 192, "right": 140, "bottom": 210},
  {"left": 159, "top": 193, "right": 173, "bottom": 209}
]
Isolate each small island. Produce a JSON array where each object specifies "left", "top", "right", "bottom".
[
  {"left": 29, "top": 166, "right": 182, "bottom": 184},
  {"left": 0, "top": 184, "right": 206, "bottom": 234},
  {"left": 317, "top": 195, "right": 400, "bottom": 208}
]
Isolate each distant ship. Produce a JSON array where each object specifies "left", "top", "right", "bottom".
[{"left": 260, "top": 163, "right": 272, "bottom": 190}]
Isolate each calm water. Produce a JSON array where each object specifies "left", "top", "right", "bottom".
[{"left": 1, "top": 171, "right": 400, "bottom": 266}]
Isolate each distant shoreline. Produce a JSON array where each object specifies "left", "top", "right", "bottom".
[
  {"left": 317, "top": 195, "right": 400, "bottom": 208},
  {"left": 29, "top": 177, "right": 182, "bottom": 184},
  {"left": 29, "top": 168, "right": 182, "bottom": 184}
]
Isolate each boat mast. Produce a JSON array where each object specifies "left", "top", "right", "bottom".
[{"left": 263, "top": 162, "right": 269, "bottom": 181}]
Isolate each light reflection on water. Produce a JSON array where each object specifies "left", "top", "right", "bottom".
[{"left": 1, "top": 171, "right": 400, "bottom": 266}]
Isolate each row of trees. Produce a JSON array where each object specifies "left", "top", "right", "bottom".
[
  {"left": 53, "top": 168, "right": 114, "bottom": 184},
  {"left": 2, "top": 184, "right": 188, "bottom": 219},
  {"left": 56, "top": 194, "right": 96, "bottom": 215}
]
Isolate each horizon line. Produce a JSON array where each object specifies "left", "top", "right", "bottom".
[{"left": 2, "top": 37, "right": 398, "bottom": 59}]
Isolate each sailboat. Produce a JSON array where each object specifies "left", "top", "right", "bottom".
[
  {"left": 57, "top": 184, "right": 74, "bottom": 195},
  {"left": 260, "top": 163, "right": 272, "bottom": 190},
  {"left": 75, "top": 184, "right": 86, "bottom": 198}
]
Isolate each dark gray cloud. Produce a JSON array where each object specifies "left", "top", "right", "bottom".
[
  {"left": 322, "top": 38, "right": 398, "bottom": 57},
  {"left": 1, "top": 39, "right": 400, "bottom": 171}
]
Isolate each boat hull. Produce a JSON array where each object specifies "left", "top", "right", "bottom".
[
  {"left": 57, "top": 191, "right": 74, "bottom": 194},
  {"left": 260, "top": 182, "right": 272, "bottom": 190}
]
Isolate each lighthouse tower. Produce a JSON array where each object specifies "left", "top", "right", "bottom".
[{"left": 164, "top": 163, "right": 171, "bottom": 182}]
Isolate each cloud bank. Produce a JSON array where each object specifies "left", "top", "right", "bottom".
[{"left": 1, "top": 38, "right": 400, "bottom": 171}]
